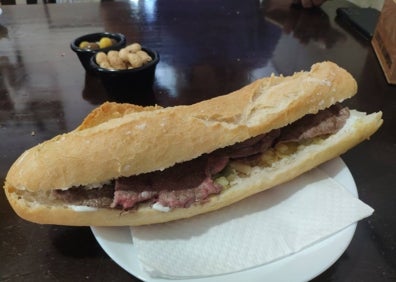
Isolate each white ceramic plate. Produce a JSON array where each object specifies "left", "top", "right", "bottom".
[{"left": 91, "top": 157, "right": 357, "bottom": 282}]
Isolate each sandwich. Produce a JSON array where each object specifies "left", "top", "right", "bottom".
[{"left": 3, "top": 61, "right": 383, "bottom": 226}]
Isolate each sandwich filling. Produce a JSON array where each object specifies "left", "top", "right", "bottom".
[{"left": 53, "top": 104, "right": 350, "bottom": 211}]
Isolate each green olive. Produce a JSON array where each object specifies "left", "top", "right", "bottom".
[
  {"left": 98, "top": 37, "right": 113, "bottom": 49},
  {"left": 79, "top": 41, "right": 90, "bottom": 49}
]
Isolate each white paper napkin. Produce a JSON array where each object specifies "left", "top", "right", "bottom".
[{"left": 130, "top": 167, "right": 373, "bottom": 279}]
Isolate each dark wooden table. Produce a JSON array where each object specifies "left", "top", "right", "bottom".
[{"left": 1, "top": 0, "right": 395, "bottom": 281}]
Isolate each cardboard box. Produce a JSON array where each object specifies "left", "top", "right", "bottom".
[{"left": 371, "top": 0, "right": 396, "bottom": 85}]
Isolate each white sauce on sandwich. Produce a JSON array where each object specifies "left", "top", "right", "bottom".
[
  {"left": 152, "top": 202, "right": 171, "bottom": 212},
  {"left": 68, "top": 205, "right": 98, "bottom": 212}
]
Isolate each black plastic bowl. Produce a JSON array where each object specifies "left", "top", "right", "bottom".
[
  {"left": 90, "top": 47, "right": 160, "bottom": 102},
  {"left": 71, "top": 32, "right": 126, "bottom": 72}
]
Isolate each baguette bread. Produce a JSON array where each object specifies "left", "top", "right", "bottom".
[{"left": 3, "top": 61, "right": 383, "bottom": 226}]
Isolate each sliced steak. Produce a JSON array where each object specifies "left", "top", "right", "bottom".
[
  {"left": 53, "top": 105, "right": 350, "bottom": 211},
  {"left": 279, "top": 104, "right": 350, "bottom": 143},
  {"left": 217, "top": 129, "right": 281, "bottom": 159},
  {"left": 53, "top": 184, "right": 114, "bottom": 208},
  {"left": 111, "top": 154, "right": 228, "bottom": 209}
]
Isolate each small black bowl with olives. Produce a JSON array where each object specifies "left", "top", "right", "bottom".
[{"left": 71, "top": 32, "right": 126, "bottom": 72}]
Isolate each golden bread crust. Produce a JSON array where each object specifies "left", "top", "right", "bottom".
[
  {"left": 76, "top": 102, "right": 162, "bottom": 130},
  {"left": 5, "top": 61, "right": 358, "bottom": 192}
]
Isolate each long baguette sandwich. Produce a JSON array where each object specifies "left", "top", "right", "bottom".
[{"left": 4, "top": 61, "right": 383, "bottom": 226}]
